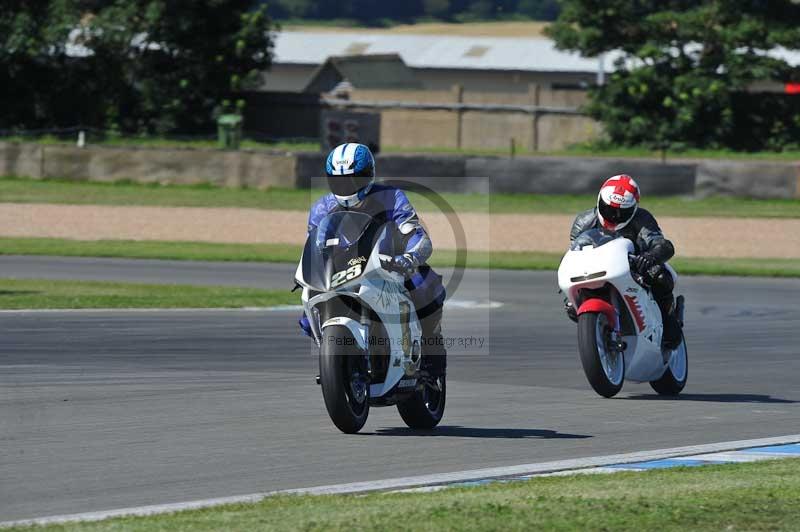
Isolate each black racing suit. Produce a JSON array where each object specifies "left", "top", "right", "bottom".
[{"left": 570, "top": 207, "right": 681, "bottom": 347}]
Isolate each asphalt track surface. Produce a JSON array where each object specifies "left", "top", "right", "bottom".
[{"left": 2, "top": 256, "right": 800, "bottom": 522}]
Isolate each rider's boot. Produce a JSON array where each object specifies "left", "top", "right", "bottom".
[
  {"left": 657, "top": 293, "right": 682, "bottom": 350},
  {"left": 420, "top": 305, "right": 447, "bottom": 379}
]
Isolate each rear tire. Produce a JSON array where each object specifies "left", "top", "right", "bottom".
[
  {"left": 397, "top": 376, "right": 446, "bottom": 429},
  {"left": 650, "top": 333, "right": 688, "bottom": 395},
  {"left": 320, "top": 325, "right": 369, "bottom": 433},
  {"left": 578, "top": 312, "right": 624, "bottom": 398}
]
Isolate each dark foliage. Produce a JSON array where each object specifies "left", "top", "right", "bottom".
[
  {"left": 548, "top": 1, "right": 800, "bottom": 151},
  {"left": 0, "top": 1, "right": 274, "bottom": 134}
]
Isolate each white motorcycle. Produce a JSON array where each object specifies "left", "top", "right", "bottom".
[
  {"left": 558, "top": 229, "right": 687, "bottom": 398},
  {"left": 295, "top": 211, "right": 445, "bottom": 433}
]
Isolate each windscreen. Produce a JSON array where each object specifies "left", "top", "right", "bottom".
[
  {"left": 314, "top": 211, "right": 373, "bottom": 250},
  {"left": 301, "top": 211, "right": 381, "bottom": 291},
  {"left": 570, "top": 228, "right": 618, "bottom": 251}
]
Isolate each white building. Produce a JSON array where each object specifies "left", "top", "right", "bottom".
[{"left": 264, "top": 31, "right": 619, "bottom": 93}]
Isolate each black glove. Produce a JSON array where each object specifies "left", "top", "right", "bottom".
[{"left": 633, "top": 252, "right": 658, "bottom": 274}]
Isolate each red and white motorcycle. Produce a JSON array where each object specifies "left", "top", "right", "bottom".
[{"left": 558, "top": 229, "right": 687, "bottom": 398}]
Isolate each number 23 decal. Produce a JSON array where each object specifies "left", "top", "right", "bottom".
[{"left": 331, "top": 264, "right": 362, "bottom": 288}]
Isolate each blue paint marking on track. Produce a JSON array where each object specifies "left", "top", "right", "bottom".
[
  {"left": 606, "top": 458, "right": 710, "bottom": 470},
  {"left": 740, "top": 444, "right": 800, "bottom": 455}
]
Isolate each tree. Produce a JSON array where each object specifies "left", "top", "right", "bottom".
[
  {"left": 0, "top": 1, "right": 274, "bottom": 135},
  {"left": 547, "top": 1, "right": 800, "bottom": 151}
]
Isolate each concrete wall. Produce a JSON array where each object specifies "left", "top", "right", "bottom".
[
  {"left": 0, "top": 142, "right": 299, "bottom": 189},
  {"left": 2, "top": 142, "right": 798, "bottom": 198},
  {"left": 695, "top": 161, "right": 800, "bottom": 199},
  {"left": 244, "top": 85, "right": 596, "bottom": 152},
  {"left": 345, "top": 85, "right": 595, "bottom": 152}
]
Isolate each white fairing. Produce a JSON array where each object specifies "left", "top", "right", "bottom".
[
  {"left": 558, "top": 237, "right": 674, "bottom": 383},
  {"left": 297, "top": 227, "right": 422, "bottom": 398}
]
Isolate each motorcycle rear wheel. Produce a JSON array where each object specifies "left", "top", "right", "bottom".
[
  {"left": 320, "top": 325, "right": 369, "bottom": 434},
  {"left": 578, "top": 312, "right": 625, "bottom": 398},
  {"left": 650, "top": 333, "right": 688, "bottom": 395},
  {"left": 397, "top": 376, "right": 446, "bottom": 429}
]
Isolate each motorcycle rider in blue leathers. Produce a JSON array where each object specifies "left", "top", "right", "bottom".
[{"left": 299, "top": 143, "right": 447, "bottom": 378}]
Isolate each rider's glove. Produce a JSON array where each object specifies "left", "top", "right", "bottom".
[
  {"left": 633, "top": 252, "right": 658, "bottom": 274},
  {"left": 392, "top": 253, "right": 417, "bottom": 277},
  {"left": 299, "top": 314, "right": 313, "bottom": 338}
]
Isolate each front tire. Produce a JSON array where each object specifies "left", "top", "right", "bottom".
[
  {"left": 397, "top": 376, "right": 446, "bottom": 429},
  {"left": 578, "top": 312, "right": 625, "bottom": 398},
  {"left": 650, "top": 333, "right": 688, "bottom": 395},
  {"left": 320, "top": 325, "right": 369, "bottom": 433}
]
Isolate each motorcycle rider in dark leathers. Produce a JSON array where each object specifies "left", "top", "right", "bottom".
[
  {"left": 299, "top": 142, "right": 447, "bottom": 378},
  {"left": 567, "top": 174, "right": 682, "bottom": 349}
]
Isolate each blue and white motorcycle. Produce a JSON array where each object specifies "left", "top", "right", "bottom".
[{"left": 295, "top": 211, "right": 445, "bottom": 433}]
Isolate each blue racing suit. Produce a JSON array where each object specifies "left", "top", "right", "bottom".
[
  {"left": 301, "top": 184, "right": 447, "bottom": 370},
  {"left": 306, "top": 184, "right": 445, "bottom": 316}
]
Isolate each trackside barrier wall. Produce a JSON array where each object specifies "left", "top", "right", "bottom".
[{"left": 1, "top": 142, "right": 798, "bottom": 198}]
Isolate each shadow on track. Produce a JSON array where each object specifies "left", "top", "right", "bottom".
[
  {"left": 367, "top": 426, "right": 592, "bottom": 439},
  {"left": 626, "top": 393, "right": 796, "bottom": 404}
]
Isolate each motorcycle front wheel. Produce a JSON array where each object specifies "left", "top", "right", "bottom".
[
  {"left": 319, "top": 325, "right": 369, "bottom": 433},
  {"left": 578, "top": 312, "right": 625, "bottom": 398}
]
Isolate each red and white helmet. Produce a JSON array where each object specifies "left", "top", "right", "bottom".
[{"left": 596, "top": 174, "right": 640, "bottom": 231}]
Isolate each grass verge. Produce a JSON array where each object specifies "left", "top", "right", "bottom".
[
  {"left": 0, "top": 278, "right": 296, "bottom": 310},
  {"left": 2, "top": 238, "right": 798, "bottom": 278},
  {"left": 2, "top": 175, "right": 799, "bottom": 218},
  {"left": 7, "top": 458, "right": 800, "bottom": 531},
  {"left": 0, "top": 135, "right": 318, "bottom": 152}
]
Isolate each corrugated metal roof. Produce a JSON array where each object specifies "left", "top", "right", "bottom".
[
  {"left": 273, "top": 31, "right": 620, "bottom": 73},
  {"left": 304, "top": 54, "right": 422, "bottom": 92}
]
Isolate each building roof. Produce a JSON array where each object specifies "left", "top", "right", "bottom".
[
  {"left": 304, "top": 54, "right": 422, "bottom": 92},
  {"left": 273, "top": 31, "right": 619, "bottom": 74}
]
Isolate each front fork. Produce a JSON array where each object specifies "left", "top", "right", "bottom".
[{"left": 360, "top": 303, "right": 373, "bottom": 380}]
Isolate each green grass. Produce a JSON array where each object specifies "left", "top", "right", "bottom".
[
  {"left": 0, "top": 135, "right": 319, "bottom": 152},
  {"left": 560, "top": 143, "right": 800, "bottom": 162},
  {"left": 2, "top": 175, "right": 799, "bottom": 218},
  {"left": 0, "top": 278, "right": 296, "bottom": 310},
  {"left": 9, "top": 458, "right": 800, "bottom": 531},
  {"left": 383, "top": 143, "right": 800, "bottom": 161},
  {"left": 1, "top": 238, "right": 798, "bottom": 278},
  {"left": 7, "top": 134, "right": 800, "bottom": 161}
]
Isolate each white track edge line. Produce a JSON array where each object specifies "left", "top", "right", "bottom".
[{"left": 3, "top": 433, "right": 799, "bottom": 528}]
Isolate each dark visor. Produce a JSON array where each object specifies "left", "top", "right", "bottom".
[
  {"left": 598, "top": 199, "right": 635, "bottom": 225},
  {"left": 327, "top": 173, "right": 372, "bottom": 197}
]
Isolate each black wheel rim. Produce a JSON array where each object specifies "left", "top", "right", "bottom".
[
  {"left": 423, "top": 376, "right": 445, "bottom": 416},
  {"left": 345, "top": 356, "right": 368, "bottom": 416}
]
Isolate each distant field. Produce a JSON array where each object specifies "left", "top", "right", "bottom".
[
  {"left": 9, "top": 458, "right": 800, "bottom": 532},
  {"left": 6, "top": 136, "right": 800, "bottom": 162},
  {"left": 387, "top": 144, "right": 800, "bottom": 162},
  {"left": 2, "top": 176, "right": 799, "bottom": 218},
  {"left": 0, "top": 135, "right": 319, "bottom": 152}
]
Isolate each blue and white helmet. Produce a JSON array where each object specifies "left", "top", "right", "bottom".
[{"left": 325, "top": 143, "right": 375, "bottom": 208}]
